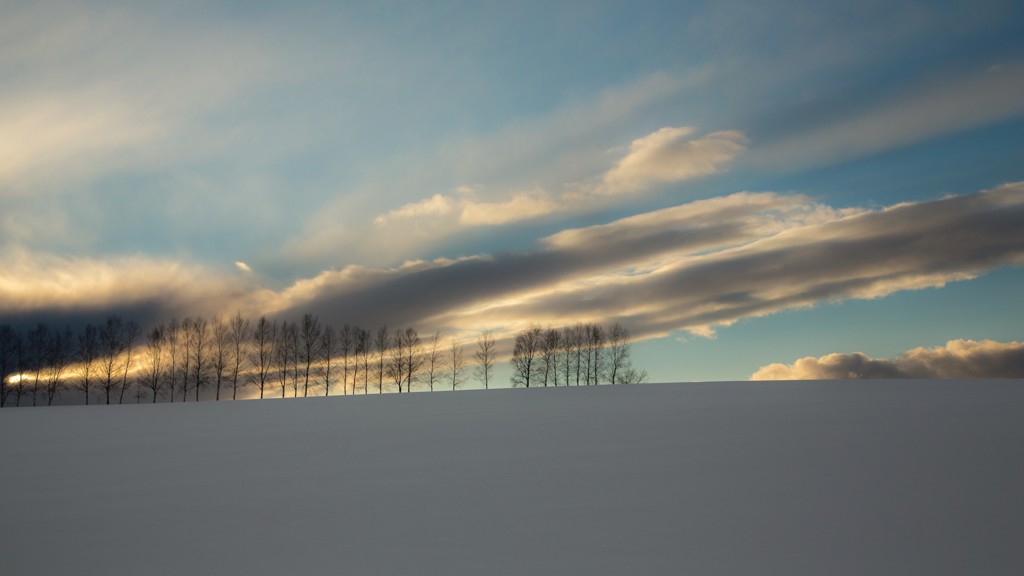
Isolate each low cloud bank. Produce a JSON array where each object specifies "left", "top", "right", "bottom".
[{"left": 751, "top": 339, "right": 1024, "bottom": 380}]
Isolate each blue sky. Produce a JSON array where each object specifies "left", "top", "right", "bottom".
[{"left": 2, "top": 0, "right": 1023, "bottom": 383}]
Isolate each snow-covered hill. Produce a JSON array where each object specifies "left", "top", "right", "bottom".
[{"left": 3, "top": 380, "right": 1023, "bottom": 575}]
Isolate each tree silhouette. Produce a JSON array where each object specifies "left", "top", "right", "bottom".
[
  {"left": 338, "top": 324, "right": 353, "bottom": 395},
  {"left": 356, "top": 327, "right": 371, "bottom": 394},
  {"left": 98, "top": 316, "right": 124, "bottom": 405},
  {"left": 276, "top": 321, "right": 292, "bottom": 398},
  {"left": 540, "top": 328, "right": 560, "bottom": 387},
  {"left": 319, "top": 324, "right": 337, "bottom": 396},
  {"left": 449, "top": 336, "right": 465, "bottom": 391},
  {"left": 249, "top": 316, "right": 276, "bottom": 400},
  {"left": 474, "top": 330, "right": 496, "bottom": 390},
  {"left": 400, "top": 327, "right": 423, "bottom": 393},
  {"left": 299, "top": 314, "right": 322, "bottom": 398},
  {"left": 191, "top": 317, "right": 209, "bottom": 402},
  {"left": 164, "top": 319, "right": 181, "bottom": 403},
  {"left": 142, "top": 325, "right": 165, "bottom": 403},
  {"left": 373, "top": 325, "right": 389, "bottom": 394},
  {"left": 229, "top": 313, "right": 250, "bottom": 400},
  {"left": 27, "top": 323, "right": 51, "bottom": 406},
  {"left": 44, "top": 326, "right": 73, "bottom": 405},
  {"left": 607, "top": 323, "right": 629, "bottom": 385},
  {"left": 118, "top": 321, "right": 140, "bottom": 404},
  {"left": 73, "top": 323, "right": 98, "bottom": 403},
  {"left": 511, "top": 327, "right": 542, "bottom": 388},
  {"left": 425, "top": 331, "right": 444, "bottom": 392},
  {"left": 586, "top": 324, "right": 605, "bottom": 385},
  {"left": 0, "top": 324, "right": 17, "bottom": 408},
  {"left": 212, "top": 317, "right": 230, "bottom": 401}
]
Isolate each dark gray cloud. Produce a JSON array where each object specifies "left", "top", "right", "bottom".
[{"left": 752, "top": 339, "right": 1024, "bottom": 380}]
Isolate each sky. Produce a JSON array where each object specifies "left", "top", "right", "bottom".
[{"left": 2, "top": 0, "right": 1023, "bottom": 384}]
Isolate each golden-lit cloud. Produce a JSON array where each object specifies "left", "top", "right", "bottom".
[
  {"left": 599, "top": 127, "right": 748, "bottom": 195},
  {"left": 751, "top": 339, "right": 1024, "bottom": 380},
  {"left": 6, "top": 183, "right": 1023, "bottom": 356},
  {"left": 272, "top": 182, "right": 1024, "bottom": 345},
  {"left": 374, "top": 194, "right": 457, "bottom": 224},
  {"left": 458, "top": 190, "right": 559, "bottom": 226},
  {"left": 0, "top": 249, "right": 257, "bottom": 325},
  {"left": 368, "top": 124, "right": 748, "bottom": 239}
]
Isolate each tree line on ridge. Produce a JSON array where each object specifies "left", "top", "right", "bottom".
[{"left": 0, "top": 314, "right": 645, "bottom": 408}]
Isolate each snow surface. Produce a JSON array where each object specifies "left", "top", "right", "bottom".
[{"left": 3, "top": 380, "right": 1024, "bottom": 575}]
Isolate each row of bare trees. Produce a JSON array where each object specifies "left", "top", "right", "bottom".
[
  {"left": 0, "top": 318, "right": 141, "bottom": 407},
  {"left": 510, "top": 323, "right": 646, "bottom": 388},
  {"left": 1, "top": 314, "right": 643, "bottom": 407}
]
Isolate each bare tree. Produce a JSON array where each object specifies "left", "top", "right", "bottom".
[
  {"left": 180, "top": 317, "right": 193, "bottom": 402},
  {"left": 288, "top": 322, "right": 300, "bottom": 397},
  {"left": 319, "top": 324, "right": 337, "bottom": 396},
  {"left": 510, "top": 327, "right": 542, "bottom": 388},
  {"left": 0, "top": 324, "right": 17, "bottom": 408},
  {"left": 142, "top": 326, "right": 165, "bottom": 403},
  {"left": 474, "top": 330, "right": 496, "bottom": 390},
  {"left": 569, "top": 323, "right": 586, "bottom": 386},
  {"left": 249, "top": 316, "right": 276, "bottom": 399},
  {"left": 425, "top": 331, "right": 444, "bottom": 392},
  {"left": 373, "top": 325, "right": 389, "bottom": 394},
  {"left": 191, "top": 316, "right": 209, "bottom": 402},
  {"left": 69, "top": 324, "right": 98, "bottom": 406},
  {"left": 338, "top": 324, "right": 353, "bottom": 395},
  {"left": 400, "top": 327, "right": 424, "bottom": 393},
  {"left": 13, "top": 336, "right": 27, "bottom": 406},
  {"left": 540, "top": 328, "right": 561, "bottom": 387},
  {"left": 449, "top": 337, "right": 465, "bottom": 391},
  {"left": 164, "top": 318, "right": 181, "bottom": 403},
  {"left": 348, "top": 326, "right": 359, "bottom": 395},
  {"left": 276, "top": 321, "right": 292, "bottom": 398},
  {"left": 98, "top": 316, "right": 124, "bottom": 405},
  {"left": 212, "top": 317, "right": 230, "bottom": 401},
  {"left": 26, "top": 323, "right": 51, "bottom": 406},
  {"left": 620, "top": 367, "right": 648, "bottom": 385},
  {"left": 560, "top": 325, "right": 574, "bottom": 389},
  {"left": 586, "top": 323, "right": 606, "bottom": 385},
  {"left": 387, "top": 329, "right": 404, "bottom": 393},
  {"left": 357, "top": 327, "right": 371, "bottom": 395},
  {"left": 117, "top": 321, "right": 140, "bottom": 404},
  {"left": 229, "top": 313, "right": 250, "bottom": 400},
  {"left": 44, "top": 326, "right": 74, "bottom": 405},
  {"left": 607, "top": 323, "right": 629, "bottom": 385},
  {"left": 299, "top": 314, "right": 322, "bottom": 397}
]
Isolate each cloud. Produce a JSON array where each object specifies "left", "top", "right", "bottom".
[
  {"left": 0, "top": 4, "right": 275, "bottom": 196},
  {"left": 288, "top": 70, "right": 709, "bottom": 265},
  {"left": 599, "top": 127, "right": 748, "bottom": 194},
  {"left": 0, "top": 249, "right": 256, "bottom": 332},
  {"left": 269, "top": 182, "right": 1024, "bottom": 344},
  {"left": 458, "top": 190, "right": 559, "bottom": 226},
  {"left": 235, "top": 261, "right": 253, "bottom": 273},
  {"left": 751, "top": 339, "right": 1024, "bottom": 380},
  {"left": 6, "top": 183, "right": 1023, "bottom": 354},
  {"left": 375, "top": 188, "right": 558, "bottom": 228},
  {"left": 367, "top": 125, "right": 748, "bottom": 241},
  {"left": 754, "top": 61, "right": 1024, "bottom": 170},
  {"left": 374, "top": 194, "right": 456, "bottom": 224}
]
